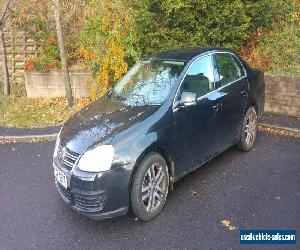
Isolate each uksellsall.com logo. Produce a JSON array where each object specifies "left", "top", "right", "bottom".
[{"left": 240, "top": 230, "right": 296, "bottom": 244}]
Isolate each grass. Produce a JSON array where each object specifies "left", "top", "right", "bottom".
[{"left": 0, "top": 96, "right": 92, "bottom": 128}]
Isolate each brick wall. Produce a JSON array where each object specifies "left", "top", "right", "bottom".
[
  {"left": 265, "top": 75, "right": 300, "bottom": 117},
  {"left": 25, "top": 70, "right": 94, "bottom": 98}
]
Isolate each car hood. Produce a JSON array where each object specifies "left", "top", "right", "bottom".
[{"left": 60, "top": 96, "right": 158, "bottom": 153}]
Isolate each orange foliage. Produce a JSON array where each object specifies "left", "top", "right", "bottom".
[
  {"left": 238, "top": 29, "right": 271, "bottom": 71},
  {"left": 75, "top": 49, "right": 101, "bottom": 62},
  {"left": 91, "top": 1, "right": 130, "bottom": 99},
  {"left": 24, "top": 58, "right": 36, "bottom": 71},
  {"left": 73, "top": 1, "right": 130, "bottom": 100},
  {"left": 43, "top": 62, "right": 59, "bottom": 73}
]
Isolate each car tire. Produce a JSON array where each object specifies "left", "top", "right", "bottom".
[
  {"left": 236, "top": 106, "right": 258, "bottom": 152},
  {"left": 131, "top": 153, "right": 169, "bottom": 222}
]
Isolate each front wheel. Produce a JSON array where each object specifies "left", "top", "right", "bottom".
[
  {"left": 131, "top": 153, "right": 169, "bottom": 221},
  {"left": 236, "top": 106, "right": 258, "bottom": 152}
]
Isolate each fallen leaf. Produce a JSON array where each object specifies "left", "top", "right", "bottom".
[
  {"left": 259, "top": 125, "right": 300, "bottom": 138},
  {"left": 220, "top": 219, "right": 238, "bottom": 231},
  {"left": 191, "top": 191, "right": 197, "bottom": 197}
]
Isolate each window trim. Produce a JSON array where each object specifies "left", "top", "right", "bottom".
[{"left": 172, "top": 51, "right": 247, "bottom": 111}]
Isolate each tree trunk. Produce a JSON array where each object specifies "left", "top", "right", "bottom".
[
  {"left": 52, "top": 0, "right": 73, "bottom": 107},
  {"left": 0, "top": 31, "right": 10, "bottom": 96}
]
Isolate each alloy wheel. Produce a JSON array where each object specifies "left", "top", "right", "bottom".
[
  {"left": 245, "top": 110, "right": 257, "bottom": 145},
  {"left": 141, "top": 163, "right": 168, "bottom": 212}
]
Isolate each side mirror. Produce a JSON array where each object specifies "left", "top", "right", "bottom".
[{"left": 179, "top": 91, "right": 196, "bottom": 107}]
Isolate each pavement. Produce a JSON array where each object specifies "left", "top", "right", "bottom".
[
  {"left": 0, "top": 125, "right": 61, "bottom": 136},
  {"left": 0, "top": 131, "right": 299, "bottom": 249},
  {"left": 0, "top": 125, "right": 61, "bottom": 142},
  {"left": 260, "top": 113, "right": 300, "bottom": 130}
]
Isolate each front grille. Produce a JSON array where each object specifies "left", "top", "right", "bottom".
[
  {"left": 57, "top": 145, "right": 80, "bottom": 171},
  {"left": 56, "top": 182, "right": 105, "bottom": 212}
]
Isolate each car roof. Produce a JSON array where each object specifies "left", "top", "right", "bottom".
[{"left": 149, "top": 47, "right": 235, "bottom": 62}]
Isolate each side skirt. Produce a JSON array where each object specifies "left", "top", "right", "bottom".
[{"left": 173, "top": 140, "right": 239, "bottom": 183}]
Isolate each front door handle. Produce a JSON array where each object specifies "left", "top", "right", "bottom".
[{"left": 213, "top": 102, "right": 222, "bottom": 112}]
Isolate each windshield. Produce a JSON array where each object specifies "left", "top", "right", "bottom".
[{"left": 111, "top": 60, "right": 185, "bottom": 106}]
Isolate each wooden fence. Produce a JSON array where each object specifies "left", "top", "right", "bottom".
[{"left": 0, "top": 30, "right": 39, "bottom": 95}]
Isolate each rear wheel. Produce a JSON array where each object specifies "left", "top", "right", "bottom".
[
  {"left": 236, "top": 106, "right": 258, "bottom": 152},
  {"left": 131, "top": 153, "right": 169, "bottom": 221}
]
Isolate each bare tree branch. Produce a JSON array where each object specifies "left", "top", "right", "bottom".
[
  {"left": 1, "top": 18, "right": 14, "bottom": 32},
  {"left": 0, "top": 0, "right": 14, "bottom": 96},
  {"left": 0, "top": 30, "right": 10, "bottom": 95},
  {"left": 52, "top": 0, "right": 73, "bottom": 107},
  {"left": 0, "top": 0, "right": 12, "bottom": 26}
]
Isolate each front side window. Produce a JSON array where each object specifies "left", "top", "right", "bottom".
[
  {"left": 181, "top": 55, "right": 215, "bottom": 98},
  {"left": 112, "top": 60, "right": 185, "bottom": 106},
  {"left": 215, "top": 53, "right": 245, "bottom": 87}
]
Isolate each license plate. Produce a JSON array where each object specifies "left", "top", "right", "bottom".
[{"left": 54, "top": 166, "right": 68, "bottom": 189}]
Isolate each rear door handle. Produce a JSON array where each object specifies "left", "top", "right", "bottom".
[{"left": 213, "top": 102, "right": 222, "bottom": 112}]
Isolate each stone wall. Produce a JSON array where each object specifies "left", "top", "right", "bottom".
[
  {"left": 24, "top": 71, "right": 300, "bottom": 117},
  {"left": 25, "top": 70, "right": 94, "bottom": 98},
  {"left": 265, "top": 75, "right": 300, "bottom": 117}
]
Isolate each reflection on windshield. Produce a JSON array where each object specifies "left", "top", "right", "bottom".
[{"left": 112, "top": 60, "right": 185, "bottom": 106}]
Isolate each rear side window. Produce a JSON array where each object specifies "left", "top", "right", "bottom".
[{"left": 214, "top": 53, "right": 245, "bottom": 87}]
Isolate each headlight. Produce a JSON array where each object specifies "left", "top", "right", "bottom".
[{"left": 77, "top": 145, "right": 114, "bottom": 173}]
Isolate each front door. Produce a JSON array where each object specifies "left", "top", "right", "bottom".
[
  {"left": 213, "top": 53, "right": 248, "bottom": 149},
  {"left": 173, "top": 55, "right": 218, "bottom": 176}
]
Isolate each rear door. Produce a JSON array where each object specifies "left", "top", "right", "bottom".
[{"left": 213, "top": 53, "right": 248, "bottom": 149}]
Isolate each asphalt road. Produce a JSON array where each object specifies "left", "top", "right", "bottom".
[{"left": 0, "top": 132, "right": 299, "bottom": 250}]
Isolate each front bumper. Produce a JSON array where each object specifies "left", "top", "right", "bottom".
[{"left": 54, "top": 163, "right": 132, "bottom": 220}]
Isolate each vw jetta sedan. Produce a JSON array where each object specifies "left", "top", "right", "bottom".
[{"left": 53, "top": 48, "right": 265, "bottom": 221}]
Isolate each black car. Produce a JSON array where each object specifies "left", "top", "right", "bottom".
[{"left": 53, "top": 48, "right": 265, "bottom": 221}]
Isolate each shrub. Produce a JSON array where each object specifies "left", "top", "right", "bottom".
[
  {"left": 77, "top": 1, "right": 139, "bottom": 99},
  {"left": 25, "top": 34, "right": 60, "bottom": 72},
  {"left": 239, "top": 0, "right": 300, "bottom": 75},
  {"left": 260, "top": 24, "right": 300, "bottom": 76},
  {"left": 128, "top": 0, "right": 287, "bottom": 56}
]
